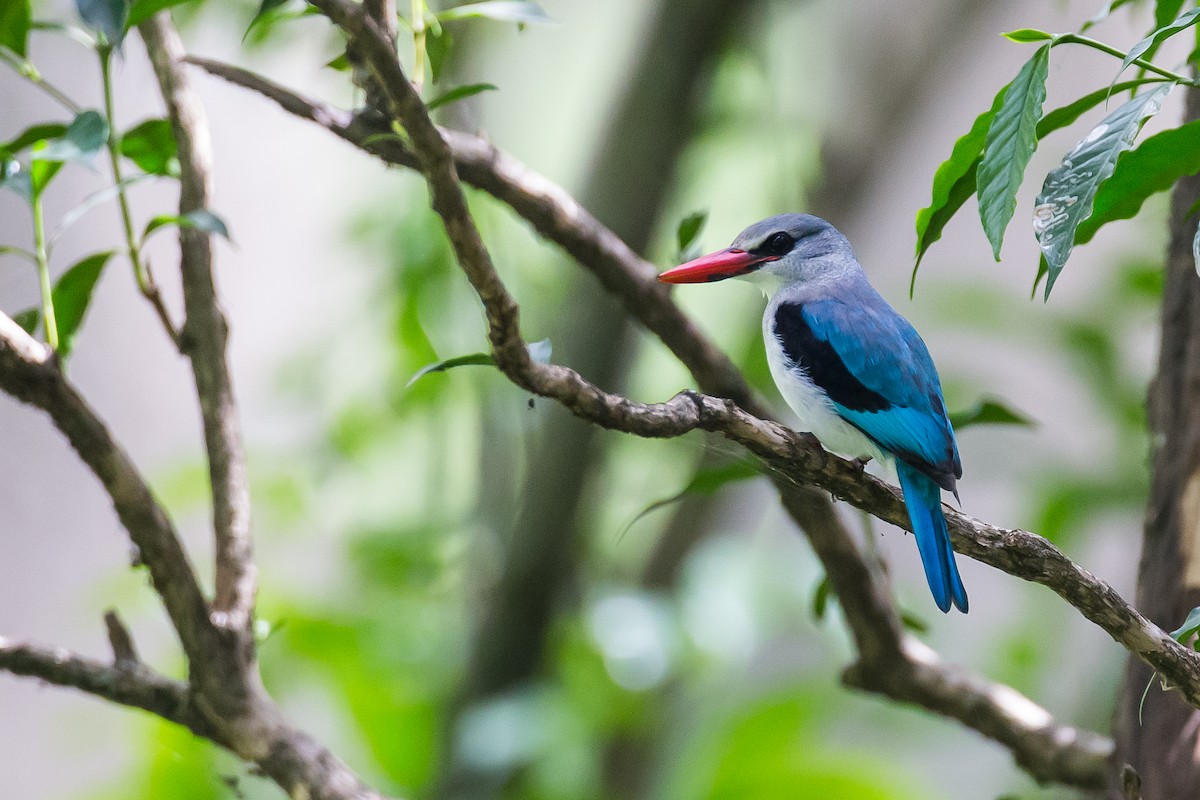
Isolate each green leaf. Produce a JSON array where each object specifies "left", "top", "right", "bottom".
[
  {"left": 29, "top": 155, "right": 64, "bottom": 197},
  {"left": 425, "top": 82, "right": 498, "bottom": 111},
  {"left": 246, "top": 0, "right": 289, "bottom": 36},
  {"left": 11, "top": 307, "right": 39, "bottom": 335},
  {"left": 1036, "top": 79, "right": 1167, "bottom": 134},
  {"left": 51, "top": 175, "right": 153, "bottom": 244},
  {"left": 1002, "top": 28, "right": 1054, "bottom": 42},
  {"left": 1034, "top": 84, "right": 1172, "bottom": 298},
  {"left": 913, "top": 86, "right": 1007, "bottom": 274},
  {"left": 75, "top": 0, "right": 129, "bottom": 45},
  {"left": 324, "top": 52, "right": 350, "bottom": 71},
  {"left": 912, "top": 78, "right": 1165, "bottom": 284},
  {"left": 126, "top": 0, "right": 197, "bottom": 28},
  {"left": 406, "top": 352, "right": 494, "bottom": 387},
  {"left": 811, "top": 576, "right": 831, "bottom": 622},
  {"left": 949, "top": 398, "right": 1034, "bottom": 430},
  {"left": 620, "top": 459, "right": 761, "bottom": 539},
  {"left": 1170, "top": 606, "right": 1200, "bottom": 644},
  {"left": 142, "top": 208, "right": 231, "bottom": 243},
  {"left": 978, "top": 44, "right": 1050, "bottom": 261},
  {"left": 675, "top": 209, "right": 708, "bottom": 262},
  {"left": 0, "top": 0, "right": 32, "bottom": 57},
  {"left": 38, "top": 110, "right": 109, "bottom": 165},
  {"left": 118, "top": 118, "right": 179, "bottom": 176},
  {"left": 436, "top": 1, "right": 556, "bottom": 25},
  {"left": 426, "top": 28, "right": 453, "bottom": 82},
  {"left": 1074, "top": 119, "right": 1200, "bottom": 247},
  {"left": 1156, "top": 0, "right": 1189, "bottom": 30},
  {"left": 900, "top": 611, "right": 929, "bottom": 634},
  {"left": 52, "top": 250, "right": 114, "bottom": 358},
  {"left": 1, "top": 123, "right": 69, "bottom": 156},
  {"left": 29, "top": 20, "right": 97, "bottom": 48},
  {"left": 1118, "top": 7, "right": 1200, "bottom": 79},
  {"left": 1081, "top": 0, "right": 1138, "bottom": 32},
  {"left": 405, "top": 338, "right": 551, "bottom": 388}
]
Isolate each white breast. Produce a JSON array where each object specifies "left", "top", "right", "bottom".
[{"left": 761, "top": 305, "right": 887, "bottom": 465}]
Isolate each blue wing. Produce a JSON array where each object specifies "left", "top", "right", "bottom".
[{"left": 773, "top": 297, "right": 960, "bottom": 491}]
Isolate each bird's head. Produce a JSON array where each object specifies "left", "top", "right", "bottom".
[{"left": 658, "top": 213, "right": 854, "bottom": 294}]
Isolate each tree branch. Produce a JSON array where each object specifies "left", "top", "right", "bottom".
[
  {"left": 139, "top": 16, "right": 256, "bottom": 643},
  {"left": 0, "top": 627, "right": 394, "bottom": 800},
  {"left": 189, "top": 35, "right": 1125, "bottom": 788},
  {"left": 0, "top": 636, "right": 203, "bottom": 733},
  {"left": 0, "top": 314, "right": 222, "bottom": 675}
]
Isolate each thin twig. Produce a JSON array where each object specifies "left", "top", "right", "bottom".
[
  {"left": 140, "top": 17, "right": 256, "bottom": 638},
  {"left": 103, "top": 610, "right": 140, "bottom": 666}
]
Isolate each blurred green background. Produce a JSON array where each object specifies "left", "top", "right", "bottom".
[{"left": 0, "top": 1, "right": 1174, "bottom": 798}]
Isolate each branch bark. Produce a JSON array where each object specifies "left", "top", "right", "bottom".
[
  {"left": 0, "top": 314, "right": 219, "bottom": 677},
  {"left": 141, "top": 16, "right": 256, "bottom": 644},
  {"left": 0, "top": 636, "right": 200, "bottom": 732}
]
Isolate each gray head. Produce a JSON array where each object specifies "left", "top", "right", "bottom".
[{"left": 659, "top": 213, "right": 858, "bottom": 294}]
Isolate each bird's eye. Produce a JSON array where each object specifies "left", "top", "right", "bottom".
[{"left": 763, "top": 231, "right": 794, "bottom": 255}]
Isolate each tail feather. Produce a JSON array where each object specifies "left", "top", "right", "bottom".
[{"left": 896, "top": 462, "right": 968, "bottom": 614}]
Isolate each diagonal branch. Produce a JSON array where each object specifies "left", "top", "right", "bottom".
[
  {"left": 0, "top": 315, "right": 221, "bottom": 676},
  {"left": 139, "top": 17, "right": 256, "bottom": 642},
  {"left": 190, "top": 38, "right": 1125, "bottom": 787}
]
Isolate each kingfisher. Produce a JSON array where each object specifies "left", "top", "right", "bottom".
[{"left": 659, "top": 213, "right": 967, "bottom": 613}]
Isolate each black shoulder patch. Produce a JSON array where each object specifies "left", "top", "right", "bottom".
[{"left": 773, "top": 302, "right": 892, "bottom": 413}]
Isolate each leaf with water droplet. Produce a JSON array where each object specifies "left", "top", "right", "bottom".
[
  {"left": 1034, "top": 84, "right": 1172, "bottom": 298},
  {"left": 911, "top": 79, "right": 1163, "bottom": 290},
  {"left": 1075, "top": 118, "right": 1200, "bottom": 247}
]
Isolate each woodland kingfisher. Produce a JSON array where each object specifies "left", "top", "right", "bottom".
[{"left": 659, "top": 213, "right": 967, "bottom": 613}]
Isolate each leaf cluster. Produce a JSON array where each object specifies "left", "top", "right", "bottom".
[{"left": 914, "top": 1, "right": 1200, "bottom": 299}]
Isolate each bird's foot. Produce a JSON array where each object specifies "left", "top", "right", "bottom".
[{"left": 851, "top": 455, "right": 872, "bottom": 472}]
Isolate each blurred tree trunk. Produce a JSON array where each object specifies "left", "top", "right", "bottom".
[
  {"left": 1110, "top": 84, "right": 1200, "bottom": 799},
  {"left": 439, "top": 1, "right": 759, "bottom": 796}
]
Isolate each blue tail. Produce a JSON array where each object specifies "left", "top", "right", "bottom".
[{"left": 895, "top": 462, "right": 968, "bottom": 613}]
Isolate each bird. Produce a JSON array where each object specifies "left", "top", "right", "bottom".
[{"left": 658, "top": 213, "right": 967, "bottom": 613}]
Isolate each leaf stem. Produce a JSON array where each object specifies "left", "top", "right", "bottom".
[
  {"left": 1054, "top": 33, "right": 1197, "bottom": 85},
  {"left": 411, "top": 0, "right": 426, "bottom": 92},
  {"left": 0, "top": 49, "right": 83, "bottom": 114},
  {"left": 32, "top": 196, "right": 59, "bottom": 351},
  {"left": 98, "top": 45, "right": 180, "bottom": 346}
]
